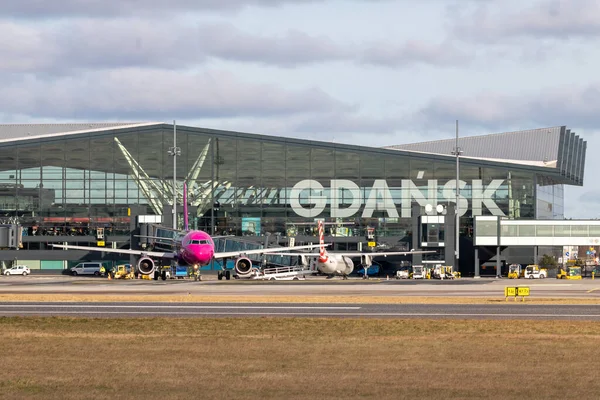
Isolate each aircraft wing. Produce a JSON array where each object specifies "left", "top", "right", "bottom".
[
  {"left": 214, "top": 244, "right": 329, "bottom": 259},
  {"left": 264, "top": 250, "right": 437, "bottom": 257},
  {"left": 325, "top": 250, "right": 437, "bottom": 257},
  {"left": 50, "top": 244, "right": 173, "bottom": 258}
]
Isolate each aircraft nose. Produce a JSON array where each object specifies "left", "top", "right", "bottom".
[{"left": 195, "top": 247, "right": 213, "bottom": 265}]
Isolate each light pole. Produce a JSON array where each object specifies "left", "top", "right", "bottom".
[
  {"left": 168, "top": 120, "right": 181, "bottom": 230},
  {"left": 451, "top": 120, "right": 462, "bottom": 272}
]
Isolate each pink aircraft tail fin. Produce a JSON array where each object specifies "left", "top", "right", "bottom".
[
  {"left": 183, "top": 182, "right": 189, "bottom": 231},
  {"left": 318, "top": 220, "right": 328, "bottom": 263}
]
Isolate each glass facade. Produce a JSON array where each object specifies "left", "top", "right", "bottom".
[
  {"left": 0, "top": 126, "right": 547, "bottom": 238},
  {"left": 536, "top": 176, "right": 565, "bottom": 220}
]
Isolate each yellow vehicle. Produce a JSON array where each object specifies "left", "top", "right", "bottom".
[
  {"left": 113, "top": 264, "right": 134, "bottom": 279},
  {"left": 444, "top": 266, "right": 461, "bottom": 279},
  {"left": 557, "top": 266, "right": 582, "bottom": 280},
  {"left": 507, "top": 264, "right": 521, "bottom": 279}
]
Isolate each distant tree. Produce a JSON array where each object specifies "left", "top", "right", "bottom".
[{"left": 539, "top": 254, "right": 558, "bottom": 269}]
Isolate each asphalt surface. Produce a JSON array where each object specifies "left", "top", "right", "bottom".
[
  {"left": 1, "top": 275, "right": 599, "bottom": 298},
  {"left": 0, "top": 301, "right": 599, "bottom": 319}
]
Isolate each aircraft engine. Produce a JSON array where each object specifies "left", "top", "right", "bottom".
[
  {"left": 234, "top": 257, "right": 254, "bottom": 278},
  {"left": 137, "top": 256, "right": 156, "bottom": 275}
]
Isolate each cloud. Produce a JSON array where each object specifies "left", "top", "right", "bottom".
[
  {"left": 0, "top": 20, "right": 348, "bottom": 72},
  {"left": 0, "top": 18, "right": 470, "bottom": 73},
  {"left": 412, "top": 83, "right": 600, "bottom": 132},
  {"left": 360, "top": 39, "right": 470, "bottom": 67},
  {"left": 452, "top": 0, "right": 600, "bottom": 43},
  {"left": 0, "top": 0, "right": 330, "bottom": 18},
  {"left": 199, "top": 24, "right": 351, "bottom": 66},
  {"left": 0, "top": 22, "right": 60, "bottom": 73},
  {"left": 0, "top": 69, "right": 351, "bottom": 119},
  {"left": 293, "top": 112, "right": 401, "bottom": 135}
]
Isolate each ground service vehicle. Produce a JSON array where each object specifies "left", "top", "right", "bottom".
[
  {"left": 113, "top": 264, "right": 135, "bottom": 279},
  {"left": 523, "top": 265, "right": 547, "bottom": 279},
  {"left": 444, "top": 266, "right": 460, "bottom": 279},
  {"left": 508, "top": 264, "right": 521, "bottom": 279},
  {"left": 4, "top": 265, "right": 30, "bottom": 276},
  {"left": 557, "top": 266, "right": 582, "bottom": 280},
  {"left": 431, "top": 265, "right": 448, "bottom": 279},
  {"left": 70, "top": 262, "right": 102, "bottom": 276},
  {"left": 412, "top": 265, "right": 426, "bottom": 279},
  {"left": 395, "top": 267, "right": 411, "bottom": 279}
]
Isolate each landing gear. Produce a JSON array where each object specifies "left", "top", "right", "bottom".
[
  {"left": 218, "top": 271, "right": 223, "bottom": 280},
  {"left": 361, "top": 264, "right": 370, "bottom": 280},
  {"left": 161, "top": 270, "right": 167, "bottom": 281},
  {"left": 225, "top": 270, "right": 231, "bottom": 280}
]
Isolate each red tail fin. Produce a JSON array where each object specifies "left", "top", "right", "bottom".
[{"left": 318, "top": 220, "right": 328, "bottom": 263}]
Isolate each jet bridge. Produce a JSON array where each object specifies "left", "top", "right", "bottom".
[{"left": 211, "top": 236, "right": 299, "bottom": 271}]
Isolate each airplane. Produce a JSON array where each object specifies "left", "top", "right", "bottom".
[
  {"left": 51, "top": 183, "right": 328, "bottom": 281},
  {"left": 269, "top": 220, "right": 436, "bottom": 279}
]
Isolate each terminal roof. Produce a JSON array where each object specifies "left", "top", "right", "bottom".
[{"left": 385, "top": 126, "right": 585, "bottom": 185}]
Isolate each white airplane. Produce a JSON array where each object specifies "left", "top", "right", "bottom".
[{"left": 271, "top": 220, "right": 435, "bottom": 279}]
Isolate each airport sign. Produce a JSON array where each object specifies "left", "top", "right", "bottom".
[
  {"left": 290, "top": 178, "right": 507, "bottom": 218},
  {"left": 505, "top": 286, "right": 530, "bottom": 301}
]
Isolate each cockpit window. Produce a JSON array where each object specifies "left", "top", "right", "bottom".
[{"left": 189, "top": 239, "right": 211, "bottom": 245}]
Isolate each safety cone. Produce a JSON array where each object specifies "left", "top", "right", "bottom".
[{"left": 386, "top": 275, "right": 389, "bottom": 281}]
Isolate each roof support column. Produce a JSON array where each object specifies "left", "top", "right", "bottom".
[
  {"left": 474, "top": 247, "right": 480, "bottom": 278},
  {"left": 496, "top": 246, "right": 501, "bottom": 278}
]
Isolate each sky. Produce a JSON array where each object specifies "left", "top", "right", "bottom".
[{"left": 1, "top": 0, "right": 599, "bottom": 218}]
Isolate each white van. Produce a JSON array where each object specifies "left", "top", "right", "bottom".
[{"left": 70, "top": 262, "right": 103, "bottom": 276}]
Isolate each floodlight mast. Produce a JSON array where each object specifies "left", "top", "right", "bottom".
[
  {"left": 168, "top": 120, "right": 181, "bottom": 230},
  {"left": 451, "top": 120, "right": 462, "bottom": 271}
]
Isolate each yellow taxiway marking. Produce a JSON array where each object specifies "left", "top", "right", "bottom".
[{"left": 586, "top": 288, "right": 600, "bottom": 293}]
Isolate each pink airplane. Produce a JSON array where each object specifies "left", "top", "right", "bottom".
[{"left": 51, "top": 183, "right": 326, "bottom": 280}]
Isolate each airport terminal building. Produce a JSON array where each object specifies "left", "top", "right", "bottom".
[{"left": 0, "top": 123, "right": 586, "bottom": 275}]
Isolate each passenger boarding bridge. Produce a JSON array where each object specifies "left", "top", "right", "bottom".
[{"left": 474, "top": 216, "right": 600, "bottom": 277}]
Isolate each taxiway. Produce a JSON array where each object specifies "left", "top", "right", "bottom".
[{"left": 0, "top": 301, "right": 599, "bottom": 320}]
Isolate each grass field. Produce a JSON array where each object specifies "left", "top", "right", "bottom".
[{"left": 1, "top": 317, "right": 599, "bottom": 399}]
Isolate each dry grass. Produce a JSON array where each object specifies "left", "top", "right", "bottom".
[
  {"left": 0, "top": 317, "right": 599, "bottom": 400},
  {"left": 1, "top": 293, "right": 600, "bottom": 305}
]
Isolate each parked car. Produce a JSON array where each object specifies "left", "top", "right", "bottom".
[{"left": 4, "top": 265, "right": 31, "bottom": 276}]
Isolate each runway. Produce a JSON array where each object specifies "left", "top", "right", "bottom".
[
  {"left": 1, "top": 275, "right": 600, "bottom": 299},
  {"left": 1, "top": 301, "right": 599, "bottom": 319}
]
